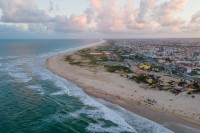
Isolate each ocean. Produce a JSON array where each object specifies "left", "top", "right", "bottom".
[{"left": 0, "top": 39, "right": 173, "bottom": 133}]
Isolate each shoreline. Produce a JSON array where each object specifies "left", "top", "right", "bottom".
[{"left": 46, "top": 42, "right": 200, "bottom": 131}]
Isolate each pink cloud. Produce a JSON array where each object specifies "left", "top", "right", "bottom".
[
  {"left": 0, "top": 0, "right": 50, "bottom": 23},
  {"left": 88, "top": 0, "right": 160, "bottom": 32},
  {"left": 48, "top": 14, "right": 88, "bottom": 32},
  {"left": 153, "top": 0, "right": 188, "bottom": 26},
  {"left": 182, "top": 10, "right": 200, "bottom": 33},
  {"left": 191, "top": 10, "right": 200, "bottom": 23},
  {"left": 0, "top": 0, "right": 197, "bottom": 36}
]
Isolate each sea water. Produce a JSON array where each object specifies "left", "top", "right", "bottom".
[{"left": 0, "top": 39, "right": 173, "bottom": 133}]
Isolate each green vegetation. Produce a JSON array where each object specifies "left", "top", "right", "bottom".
[
  {"left": 179, "top": 80, "right": 187, "bottom": 86},
  {"left": 172, "top": 70, "right": 177, "bottom": 74},
  {"left": 65, "top": 55, "right": 73, "bottom": 62},
  {"left": 135, "top": 74, "right": 148, "bottom": 83},
  {"left": 100, "top": 56, "right": 109, "bottom": 61},
  {"left": 172, "top": 70, "right": 184, "bottom": 78},
  {"left": 76, "top": 48, "right": 98, "bottom": 65},
  {"left": 66, "top": 44, "right": 116, "bottom": 67},
  {"left": 194, "top": 78, "right": 200, "bottom": 81},
  {"left": 175, "top": 73, "right": 184, "bottom": 78},
  {"left": 190, "top": 71, "right": 200, "bottom": 76},
  {"left": 69, "top": 61, "right": 83, "bottom": 66},
  {"left": 118, "top": 55, "right": 124, "bottom": 62},
  {"left": 65, "top": 48, "right": 99, "bottom": 66},
  {"left": 193, "top": 82, "right": 200, "bottom": 93},
  {"left": 193, "top": 88, "right": 200, "bottom": 93},
  {"left": 134, "top": 55, "right": 145, "bottom": 61},
  {"left": 76, "top": 48, "right": 92, "bottom": 58},
  {"left": 165, "top": 57, "right": 171, "bottom": 62},
  {"left": 106, "top": 66, "right": 133, "bottom": 73},
  {"left": 150, "top": 65, "right": 165, "bottom": 72},
  {"left": 97, "top": 42, "right": 113, "bottom": 50},
  {"left": 65, "top": 55, "right": 84, "bottom": 66}
]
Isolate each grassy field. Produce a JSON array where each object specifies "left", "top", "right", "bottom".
[
  {"left": 191, "top": 71, "right": 200, "bottom": 76},
  {"left": 65, "top": 43, "right": 113, "bottom": 67},
  {"left": 106, "top": 66, "right": 133, "bottom": 73}
]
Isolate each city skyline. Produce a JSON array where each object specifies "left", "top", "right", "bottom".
[{"left": 0, "top": 0, "right": 200, "bottom": 39}]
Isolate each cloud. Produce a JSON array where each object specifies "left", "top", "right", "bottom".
[
  {"left": 182, "top": 10, "right": 200, "bottom": 32},
  {"left": 89, "top": 0, "right": 124, "bottom": 32},
  {"left": 28, "top": 24, "right": 47, "bottom": 32},
  {"left": 46, "top": 0, "right": 188, "bottom": 33},
  {"left": 49, "top": 0, "right": 59, "bottom": 12},
  {"left": 88, "top": 0, "right": 159, "bottom": 32},
  {"left": 47, "top": 14, "right": 88, "bottom": 32},
  {"left": 0, "top": 0, "right": 50, "bottom": 23},
  {"left": 49, "top": 0, "right": 54, "bottom": 12},
  {"left": 191, "top": 10, "right": 200, "bottom": 23},
  {"left": 0, "top": 0, "right": 87, "bottom": 32},
  {"left": 136, "top": 0, "right": 158, "bottom": 23},
  {"left": 153, "top": 0, "right": 188, "bottom": 26},
  {"left": 0, "top": 24, "right": 26, "bottom": 33},
  {"left": 0, "top": 0, "right": 198, "bottom": 37},
  {"left": 85, "top": 8, "right": 95, "bottom": 25}
]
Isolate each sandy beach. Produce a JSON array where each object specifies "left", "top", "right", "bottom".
[{"left": 46, "top": 42, "right": 200, "bottom": 131}]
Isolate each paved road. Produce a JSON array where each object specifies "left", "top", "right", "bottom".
[
  {"left": 126, "top": 58, "right": 200, "bottom": 83},
  {"left": 147, "top": 59, "right": 200, "bottom": 83}
]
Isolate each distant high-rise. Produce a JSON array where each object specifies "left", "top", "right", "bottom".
[{"left": 159, "top": 46, "right": 164, "bottom": 52}]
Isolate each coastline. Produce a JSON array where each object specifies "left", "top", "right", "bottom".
[{"left": 46, "top": 42, "right": 200, "bottom": 131}]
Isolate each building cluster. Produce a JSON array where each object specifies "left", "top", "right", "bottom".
[
  {"left": 107, "top": 39, "right": 200, "bottom": 83},
  {"left": 86, "top": 39, "right": 200, "bottom": 95}
]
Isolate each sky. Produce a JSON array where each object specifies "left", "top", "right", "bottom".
[{"left": 0, "top": 0, "right": 200, "bottom": 39}]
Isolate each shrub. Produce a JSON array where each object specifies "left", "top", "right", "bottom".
[
  {"left": 135, "top": 74, "right": 147, "bottom": 83},
  {"left": 100, "top": 56, "right": 109, "bottom": 61},
  {"left": 106, "top": 66, "right": 133, "bottom": 73}
]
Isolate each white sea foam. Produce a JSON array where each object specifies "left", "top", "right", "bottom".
[
  {"left": 48, "top": 75, "right": 137, "bottom": 132},
  {"left": 71, "top": 106, "right": 136, "bottom": 133},
  {"left": 27, "top": 85, "right": 42, "bottom": 90},
  {"left": 41, "top": 61, "right": 172, "bottom": 133},
  {"left": 87, "top": 123, "right": 135, "bottom": 133},
  {"left": 9, "top": 72, "right": 32, "bottom": 83},
  {"left": 42, "top": 112, "right": 76, "bottom": 127},
  {"left": 2, "top": 40, "right": 173, "bottom": 132},
  {"left": 27, "top": 85, "right": 44, "bottom": 95},
  {"left": 7, "top": 56, "right": 19, "bottom": 59},
  {"left": 95, "top": 98, "right": 173, "bottom": 133},
  {"left": 47, "top": 74, "right": 172, "bottom": 133},
  {"left": 50, "top": 90, "right": 70, "bottom": 96},
  {"left": 40, "top": 40, "right": 173, "bottom": 133},
  {"left": 39, "top": 67, "right": 137, "bottom": 132}
]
